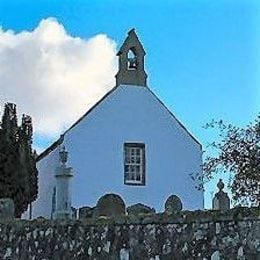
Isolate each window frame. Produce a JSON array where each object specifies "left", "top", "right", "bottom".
[{"left": 124, "top": 143, "right": 146, "bottom": 186}]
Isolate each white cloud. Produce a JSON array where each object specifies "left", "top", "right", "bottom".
[{"left": 0, "top": 17, "right": 117, "bottom": 139}]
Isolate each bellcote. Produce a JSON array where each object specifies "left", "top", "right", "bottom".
[{"left": 116, "top": 29, "right": 147, "bottom": 87}]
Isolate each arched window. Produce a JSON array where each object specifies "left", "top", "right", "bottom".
[{"left": 127, "top": 48, "right": 137, "bottom": 70}]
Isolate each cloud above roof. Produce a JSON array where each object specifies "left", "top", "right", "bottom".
[{"left": 0, "top": 17, "right": 117, "bottom": 137}]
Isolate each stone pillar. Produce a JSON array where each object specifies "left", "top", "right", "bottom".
[
  {"left": 54, "top": 146, "right": 73, "bottom": 219},
  {"left": 212, "top": 179, "right": 230, "bottom": 210}
]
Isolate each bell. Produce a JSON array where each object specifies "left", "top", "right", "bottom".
[{"left": 128, "top": 57, "right": 137, "bottom": 69}]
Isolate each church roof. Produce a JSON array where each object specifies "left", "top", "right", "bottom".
[
  {"left": 36, "top": 85, "right": 117, "bottom": 162},
  {"left": 37, "top": 84, "right": 202, "bottom": 162}
]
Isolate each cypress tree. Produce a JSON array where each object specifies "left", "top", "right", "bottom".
[
  {"left": 19, "top": 115, "right": 38, "bottom": 215},
  {"left": 0, "top": 103, "right": 19, "bottom": 200},
  {"left": 0, "top": 103, "right": 38, "bottom": 217}
]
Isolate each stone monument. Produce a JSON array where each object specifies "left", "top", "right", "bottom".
[
  {"left": 79, "top": 206, "right": 95, "bottom": 219},
  {"left": 94, "top": 193, "right": 125, "bottom": 217},
  {"left": 212, "top": 179, "right": 230, "bottom": 210},
  {"left": 127, "top": 203, "right": 155, "bottom": 215},
  {"left": 164, "top": 194, "right": 183, "bottom": 214},
  {"left": 54, "top": 146, "right": 74, "bottom": 219}
]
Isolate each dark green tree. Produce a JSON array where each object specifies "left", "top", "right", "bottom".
[
  {"left": 202, "top": 115, "right": 260, "bottom": 207},
  {"left": 0, "top": 103, "right": 19, "bottom": 201},
  {"left": 0, "top": 103, "right": 38, "bottom": 217}
]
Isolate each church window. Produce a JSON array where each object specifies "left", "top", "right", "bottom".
[
  {"left": 127, "top": 48, "right": 137, "bottom": 70},
  {"left": 124, "top": 143, "right": 145, "bottom": 185}
]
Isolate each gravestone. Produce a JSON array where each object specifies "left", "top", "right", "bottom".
[
  {"left": 0, "top": 198, "right": 14, "bottom": 219},
  {"left": 79, "top": 206, "right": 95, "bottom": 219},
  {"left": 164, "top": 194, "right": 182, "bottom": 214},
  {"left": 127, "top": 203, "right": 155, "bottom": 215},
  {"left": 71, "top": 207, "right": 77, "bottom": 219},
  {"left": 212, "top": 179, "right": 230, "bottom": 210},
  {"left": 95, "top": 193, "right": 125, "bottom": 217}
]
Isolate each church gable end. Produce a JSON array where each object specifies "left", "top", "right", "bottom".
[
  {"left": 31, "top": 29, "right": 204, "bottom": 219},
  {"left": 37, "top": 29, "right": 201, "bottom": 161}
]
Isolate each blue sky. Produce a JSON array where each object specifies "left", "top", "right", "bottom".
[{"left": 0, "top": 0, "right": 259, "bottom": 208}]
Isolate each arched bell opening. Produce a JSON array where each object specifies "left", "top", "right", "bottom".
[{"left": 127, "top": 48, "right": 137, "bottom": 70}]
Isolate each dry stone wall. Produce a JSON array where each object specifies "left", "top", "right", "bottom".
[{"left": 0, "top": 208, "right": 259, "bottom": 259}]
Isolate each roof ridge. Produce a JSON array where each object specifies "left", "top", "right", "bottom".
[{"left": 146, "top": 87, "right": 202, "bottom": 149}]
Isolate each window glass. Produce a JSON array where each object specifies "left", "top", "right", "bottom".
[{"left": 124, "top": 143, "right": 145, "bottom": 185}]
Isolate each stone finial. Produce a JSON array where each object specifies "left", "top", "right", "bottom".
[
  {"left": 164, "top": 194, "right": 183, "bottom": 214},
  {"left": 217, "top": 179, "right": 224, "bottom": 191},
  {"left": 59, "top": 145, "right": 68, "bottom": 165},
  {"left": 0, "top": 198, "right": 15, "bottom": 219},
  {"left": 212, "top": 179, "right": 230, "bottom": 210}
]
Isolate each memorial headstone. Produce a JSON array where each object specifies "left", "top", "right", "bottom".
[
  {"left": 95, "top": 193, "right": 125, "bottom": 217},
  {"left": 212, "top": 179, "right": 230, "bottom": 210},
  {"left": 127, "top": 203, "right": 155, "bottom": 215},
  {"left": 164, "top": 194, "right": 183, "bottom": 214},
  {"left": 79, "top": 206, "right": 95, "bottom": 219}
]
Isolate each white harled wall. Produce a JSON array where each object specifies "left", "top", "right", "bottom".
[
  {"left": 31, "top": 85, "right": 203, "bottom": 218},
  {"left": 28, "top": 148, "right": 59, "bottom": 218}
]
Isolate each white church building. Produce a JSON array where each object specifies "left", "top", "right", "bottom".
[{"left": 29, "top": 29, "right": 203, "bottom": 218}]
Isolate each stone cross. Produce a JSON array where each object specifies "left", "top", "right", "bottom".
[
  {"left": 212, "top": 179, "right": 230, "bottom": 210},
  {"left": 54, "top": 146, "right": 74, "bottom": 219}
]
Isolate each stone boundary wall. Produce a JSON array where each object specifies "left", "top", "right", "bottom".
[{"left": 0, "top": 208, "right": 259, "bottom": 259}]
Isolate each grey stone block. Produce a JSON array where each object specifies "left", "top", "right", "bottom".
[{"left": 0, "top": 198, "right": 14, "bottom": 219}]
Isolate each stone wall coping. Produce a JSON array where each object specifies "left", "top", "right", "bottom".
[{"left": 1, "top": 207, "right": 259, "bottom": 226}]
